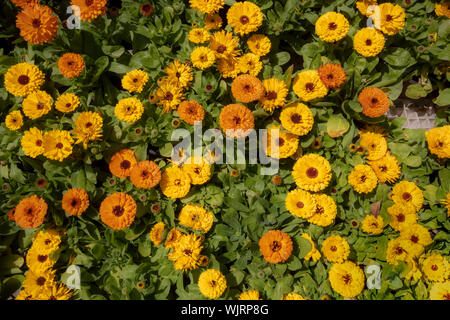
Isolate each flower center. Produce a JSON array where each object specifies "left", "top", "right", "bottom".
[
  {"left": 112, "top": 205, "right": 124, "bottom": 217},
  {"left": 164, "top": 92, "right": 173, "bottom": 101},
  {"left": 71, "top": 199, "right": 78, "bottom": 207},
  {"left": 133, "top": 78, "right": 138, "bottom": 83},
  {"left": 217, "top": 45, "right": 227, "bottom": 54},
  {"left": 56, "top": 143, "right": 64, "bottom": 149},
  {"left": 330, "top": 246, "right": 337, "bottom": 252},
  {"left": 328, "top": 22, "right": 337, "bottom": 30},
  {"left": 233, "top": 116, "right": 241, "bottom": 125},
  {"left": 37, "top": 277, "right": 46, "bottom": 286},
  {"left": 305, "top": 82, "right": 315, "bottom": 92},
  {"left": 266, "top": 91, "right": 277, "bottom": 100},
  {"left": 32, "top": 19, "right": 41, "bottom": 28},
  {"left": 270, "top": 241, "right": 281, "bottom": 252},
  {"left": 18, "top": 75, "right": 30, "bottom": 85},
  {"left": 276, "top": 138, "right": 285, "bottom": 147},
  {"left": 366, "top": 39, "right": 372, "bottom": 46},
  {"left": 38, "top": 255, "right": 48, "bottom": 263},
  {"left": 120, "top": 160, "right": 131, "bottom": 169},
  {"left": 37, "top": 102, "right": 44, "bottom": 110},
  {"left": 291, "top": 113, "right": 302, "bottom": 124},
  {"left": 386, "top": 15, "right": 393, "bottom": 22},
  {"left": 36, "top": 139, "right": 43, "bottom": 147},
  {"left": 141, "top": 170, "right": 149, "bottom": 178},
  {"left": 361, "top": 175, "right": 367, "bottom": 182},
  {"left": 296, "top": 202, "right": 304, "bottom": 209},
  {"left": 306, "top": 167, "right": 318, "bottom": 178},
  {"left": 397, "top": 214, "right": 405, "bottom": 222},
  {"left": 240, "top": 15, "right": 249, "bottom": 24},
  {"left": 410, "top": 235, "right": 419, "bottom": 243},
  {"left": 402, "top": 192, "right": 412, "bottom": 201},
  {"left": 85, "top": 0, "right": 93, "bottom": 6},
  {"left": 174, "top": 179, "right": 181, "bottom": 186},
  {"left": 342, "top": 274, "right": 352, "bottom": 284},
  {"left": 85, "top": 122, "right": 92, "bottom": 128}
]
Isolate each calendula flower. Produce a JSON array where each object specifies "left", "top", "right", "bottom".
[
  {"left": 368, "top": 152, "right": 400, "bottom": 184},
  {"left": 11, "top": 0, "right": 39, "bottom": 9},
  {"left": 285, "top": 189, "right": 316, "bottom": 219},
  {"left": 109, "top": 149, "right": 137, "bottom": 179},
  {"left": 156, "top": 82, "right": 185, "bottom": 113},
  {"left": 348, "top": 164, "right": 378, "bottom": 194},
  {"left": 359, "top": 132, "right": 387, "bottom": 161},
  {"left": 219, "top": 104, "right": 254, "bottom": 138},
  {"left": 205, "top": 13, "right": 222, "bottom": 30},
  {"left": 354, "top": 28, "right": 385, "bottom": 57},
  {"left": 292, "top": 154, "right": 332, "bottom": 192},
  {"left": 317, "top": 63, "right": 347, "bottom": 89},
  {"left": 198, "top": 269, "right": 227, "bottom": 299},
  {"left": 130, "top": 160, "right": 161, "bottom": 189},
  {"left": 422, "top": 254, "right": 450, "bottom": 282},
  {"left": 217, "top": 57, "right": 241, "bottom": 79},
  {"left": 379, "top": 3, "right": 405, "bottom": 36},
  {"left": 16, "top": 4, "right": 59, "bottom": 45},
  {"left": 73, "top": 111, "right": 103, "bottom": 149},
  {"left": 177, "top": 100, "right": 205, "bottom": 125},
  {"left": 168, "top": 233, "right": 204, "bottom": 272},
  {"left": 114, "top": 97, "right": 144, "bottom": 123},
  {"left": 293, "top": 70, "right": 328, "bottom": 102},
  {"left": 301, "top": 233, "right": 321, "bottom": 262},
  {"left": 399, "top": 224, "right": 432, "bottom": 258},
  {"left": 164, "top": 60, "right": 193, "bottom": 89},
  {"left": 391, "top": 181, "right": 424, "bottom": 212},
  {"left": 26, "top": 246, "right": 56, "bottom": 274},
  {"left": 189, "top": 28, "right": 210, "bottom": 44},
  {"left": 32, "top": 230, "right": 61, "bottom": 255},
  {"left": 58, "top": 53, "right": 85, "bottom": 79},
  {"left": 178, "top": 204, "right": 214, "bottom": 233},
  {"left": 429, "top": 281, "right": 450, "bottom": 300},
  {"left": 14, "top": 195, "right": 48, "bottom": 229},
  {"left": 361, "top": 215, "right": 384, "bottom": 235},
  {"left": 160, "top": 166, "right": 191, "bottom": 199},
  {"left": 322, "top": 235, "right": 350, "bottom": 263},
  {"left": 165, "top": 228, "right": 182, "bottom": 249},
  {"left": 4, "top": 63, "right": 44, "bottom": 97},
  {"left": 435, "top": 2, "right": 450, "bottom": 18},
  {"left": 279, "top": 103, "right": 314, "bottom": 136},
  {"left": 70, "top": 0, "right": 107, "bottom": 22},
  {"left": 8, "top": 208, "right": 16, "bottom": 222},
  {"left": 227, "top": 1, "right": 263, "bottom": 36},
  {"left": 55, "top": 93, "right": 80, "bottom": 113},
  {"left": 425, "top": 125, "right": 450, "bottom": 159},
  {"left": 247, "top": 34, "right": 271, "bottom": 56},
  {"left": 39, "top": 283, "right": 72, "bottom": 300},
  {"left": 358, "top": 87, "right": 390, "bottom": 118},
  {"left": 99, "top": 192, "right": 136, "bottom": 230},
  {"left": 189, "top": 0, "right": 224, "bottom": 14},
  {"left": 260, "top": 78, "right": 288, "bottom": 112},
  {"left": 149, "top": 222, "right": 165, "bottom": 246},
  {"left": 43, "top": 130, "right": 73, "bottom": 162},
  {"left": 140, "top": 4, "right": 153, "bottom": 16},
  {"left": 209, "top": 30, "right": 240, "bottom": 60},
  {"left": 259, "top": 230, "right": 293, "bottom": 264},
  {"left": 283, "top": 293, "right": 308, "bottom": 300},
  {"left": 265, "top": 125, "right": 299, "bottom": 159},
  {"left": 315, "top": 12, "right": 349, "bottom": 42},
  {"left": 329, "top": 262, "right": 365, "bottom": 298},
  {"left": 23, "top": 269, "right": 56, "bottom": 297},
  {"left": 231, "top": 74, "right": 264, "bottom": 103},
  {"left": 22, "top": 90, "right": 53, "bottom": 119},
  {"left": 239, "top": 290, "right": 261, "bottom": 300},
  {"left": 122, "top": 70, "right": 149, "bottom": 93},
  {"left": 182, "top": 156, "right": 211, "bottom": 185},
  {"left": 238, "top": 53, "right": 262, "bottom": 76},
  {"left": 191, "top": 46, "right": 216, "bottom": 70},
  {"left": 307, "top": 194, "right": 337, "bottom": 227},
  {"left": 62, "top": 188, "right": 89, "bottom": 216},
  {"left": 5, "top": 110, "right": 24, "bottom": 131},
  {"left": 387, "top": 203, "right": 417, "bottom": 231},
  {"left": 386, "top": 238, "right": 412, "bottom": 265},
  {"left": 356, "top": 0, "right": 378, "bottom": 16}
]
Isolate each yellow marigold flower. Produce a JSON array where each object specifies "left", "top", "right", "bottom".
[
  {"left": 265, "top": 125, "right": 299, "bottom": 159},
  {"left": 62, "top": 188, "right": 89, "bottom": 216},
  {"left": 422, "top": 254, "right": 450, "bottom": 282},
  {"left": 387, "top": 203, "right": 417, "bottom": 231},
  {"left": 23, "top": 269, "right": 56, "bottom": 297},
  {"left": 43, "top": 130, "right": 73, "bottom": 162},
  {"left": 405, "top": 259, "right": 422, "bottom": 281},
  {"left": 322, "top": 235, "right": 350, "bottom": 263},
  {"left": 348, "top": 164, "right": 378, "bottom": 194},
  {"left": 247, "top": 34, "right": 271, "bottom": 56},
  {"left": 73, "top": 111, "right": 103, "bottom": 149},
  {"left": 150, "top": 222, "right": 165, "bottom": 246},
  {"left": 122, "top": 69, "right": 149, "bottom": 93},
  {"left": 178, "top": 204, "right": 214, "bottom": 233},
  {"left": 21, "top": 127, "right": 44, "bottom": 158},
  {"left": 182, "top": 156, "right": 211, "bottom": 185},
  {"left": 260, "top": 78, "right": 288, "bottom": 112},
  {"left": 209, "top": 30, "right": 240, "bottom": 60},
  {"left": 4, "top": 62, "right": 44, "bottom": 97},
  {"left": 435, "top": 2, "right": 450, "bottom": 18},
  {"left": 70, "top": 0, "right": 107, "bottom": 22},
  {"left": 368, "top": 152, "right": 401, "bottom": 184},
  {"left": 425, "top": 125, "right": 450, "bottom": 159},
  {"left": 164, "top": 60, "right": 193, "bottom": 89},
  {"left": 205, "top": 13, "right": 222, "bottom": 30},
  {"left": 399, "top": 223, "right": 432, "bottom": 258},
  {"left": 354, "top": 28, "right": 385, "bottom": 57},
  {"left": 114, "top": 97, "right": 144, "bottom": 123},
  {"left": 301, "top": 233, "right": 321, "bottom": 262},
  {"left": 227, "top": 1, "right": 263, "bottom": 36},
  {"left": 55, "top": 93, "right": 80, "bottom": 113},
  {"left": 168, "top": 233, "right": 204, "bottom": 272},
  {"left": 329, "top": 262, "right": 365, "bottom": 298},
  {"left": 22, "top": 90, "right": 52, "bottom": 119},
  {"left": 38, "top": 283, "right": 72, "bottom": 300},
  {"left": 160, "top": 166, "right": 191, "bottom": 199},
  {"left": 217, "top": 57, "right": 240, "bottom": 79},
  {"left": 156, "top": 82, "right": 185, "bottom": 113},
  {"left": 32, "top": 229, "right": 61, "bottom": 255},
  {"left": 315, "top": 12, "right": 349, "bottom": 42},
  {"left": 359, "top": 132, "right": 387, "bottom": 161},
  {"left": 391, "top": 181, "right": 423, "bottom": 212},
  {"left": 379, "top": 3, "right": 405, "bottom": 36},
  {"left": 5, "top": 110, "right": 23, "bottom": 131},
  {"left": 198, "top": 269, "right": 227, "bottom": 299},
  {"left": 442, "top": 193, "right": 450, "bottom": 217},
  {"left": 429, "top": 281, "right": 450, "bottom": 300},
  {"left": 361, "top": 214, "right": 384, "bottom": 235},
  {"left": 239, "top": 290, "right": 261, "bottom": 300},
  {"left": 189, "top": 28, "right": 210, "bottom": 44},
  {"left": 26, "top": 246, "right": 56, "bottom": 274},
  {"left": 191, "top": 46, "right": 216, "bottom": 70},
  {"left": 165, "top": 228, "right": 183, "bottom": 249},
  {"left": 356, "top": 0, "right": 378, "bottom": 16},
  {"left": 16, "top": 4, "right": 59, "bottom": 45},
  {"left": 307, "top": 194, "right": 337, "bottom": 227},
  {"left": 292, "top": 154, "right": 332, "bottom": 192},
  {"left": 293, "top": 70, "right": 328, "bottom": 102},
  {"left": 283, "top": 293, "right": 308, "bottom": 300},
  {"left": 189, "top": 0, "right": 224, "bottom": 14},
  {"left": 285, "top": 189, "right": 316, "bottom": 219},
  {"left": 231, "top": 74, "right": 264, "bottom": 103},
  {"left": 58, "top": 53, "right": 85, "bottom": 79},
  {"left": 386, "top": 237, "right": 411, "bottom": 265},
  {"left": 280, "top": 103, "right": 314, "bottom": 136},
  {"left": 238, "top": 53, "right": 262, "bottom": 76}
]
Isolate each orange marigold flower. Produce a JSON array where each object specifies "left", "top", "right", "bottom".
[
  {"left": 14, "top": 195, "right": 48, "bottom": 229},
  {"left": 140, "top": 3, "right": 153, "bottom": 16},
  {"left": 70, "top": 0, "right": 107, "bottom": 22},
  {"left": 177, "top": 101, "right": 205, "bottom": 125},
  {"left": 57, "top": 53, "right": 85, "bottom": 79},
  {"left": 358, "top": 87, "right": 390, "bottom": 118},
  {"left": 99, "top": 192, "right": 136, "bottom": 230},
  {"left": 61, "top": 188, "right": 89, "bottom": 216},
  {"left": 109, "top": 149, "right": 137, "bottom": 179},
  {"left": 259, "top": 230, "right": 293, "bottom": 264},
  {"left": 317, "top": 63, "right": 347, "bottom": 89},
  {"left": 219, "top": 104, "right": 255, "bottom": 138},
  {"left": 8, "top": 208, "right": 16, "bottom": 222},
  {"left": 16, "top": 4, "right": 59, "bottom": 45},
  {"left": 231, "top": 74, "right": 264, "bottom": 103},
  {"left": 11, "top": 0, "right": 39, "bottom": 9},
  {"left": 130, "top": 160, "right": 162, "bottom": 189}
]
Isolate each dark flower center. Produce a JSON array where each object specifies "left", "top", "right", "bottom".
[
  {"left": 394, "top": 246, "right": 404, "bottom": 255},
  {"left": 266, "top": 91, "right": 277, "bottom": 100},
  {"left": 270, "top": 241, "right": 281, "bottom": 252},
  {"left": 240, "top": 16, "right": 249, "bottom": 24},
  {"left": 233, "top": 116, "right": 241, "bottom": 125},
  {"left": 85, "top": 0, "right": 93, "bottom": 6},
  {"left": 380, "top": 165, "right": 387, "bottom": 172},
  {"left": 217, "top": 45, "right": 227, "bottom": 54},
  {"left": 330, "top": 246, "right": 337, "bottom": 252},
  {"left": 56, "top": 143, "right": 64, "bottom": 149},
  {"left": 164, "top": 92, "right": 173, "bottom": 101},
  {"left": 36, "top": 140, "right": 43, "bottom": 147},
  {"left": 141, "top": 170, "right": 149, "bottom": 178},
  {"left": 328, "top": 22, "right": 337, "bottom": 30},
  {"left": 397, "top": 214, "right": 405, "bottom": 222},
  {"left": 276, "top": 138, "right": 285, "bottom": 147},
  {"left": 327, "top": 74, "right": 334, "bottom": 79},
  {"left": 361, "top": 175, "right": 367, "bottom": 182},
  {"left": 66, "top": 103, "right": 71, "bottom": 108},
  {"left": 32, "top": 19, "right": 41, "bottom": 28},
  {"left": 85, "top": 122, "right": 92, "bottom": 128},
  {"left": 342, "top": 274, "right": 352, "bottom": 284},
  {"left": 18, "top": 75, "right": 30, "bottom": 85},
  {"left": 306, "top": 167, "right": 318, "bottom": 179},
  {"left": 371, "top": 98, "right": 378, "bottom": 104},
  {"left": 38, "top": 255, "right": 48, "bottom": 263},
  {"left": 431, "top": 265, "right": 438, "bottom": 271},
  {"left": 305, "top": 82, "right": 315, "bottom": 92},
  {"left": 112, "top": 205, "right": 124, "bottom": 217},
  {"left": 296, "top": 202, "right": 304, "bottom": 209},
  {"left": 291, "top": 113, "right": 302, "bottom": 124},
  {"left": 366, "top": 39, "right": 372, "bottom": 46},
  {"left": 37, "top": 102, "right": 44, "bottom": 110},
  {"left": 410, "top": 235, "right": 419, "bottom": 243},
  {"left": 120, "top": 160, "right": 131, "bottom": 169},
  {"left": 386, "top": 15, "right": 393, "bottom": 22},
  {"left": 37, "top": 277, "right": 46, "bottom": 286},
  {"left": 402, "top": 192, "right": 412, "bottom": 201},
  {"left": 71, "top": 199, "right": 78, "bottom": 207}
]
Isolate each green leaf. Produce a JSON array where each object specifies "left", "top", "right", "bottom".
[
  {"left": 435, "top": 88, "right": 450, "bottom": 106},
  {"left": 327, "top": 115, "right": 350, "bottom": 138},
  {"left": 405, "top": 84, "right": 428, "bottom": 100},
  {"left": 403, "top": 155, "right": 422, "bottom": 168},
  {"left": 297, "top": 236, "right": 312, "bottom": 259}
]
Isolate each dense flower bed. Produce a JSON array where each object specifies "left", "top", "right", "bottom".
[{"left": 0, "top": 0, "right": 449, "bottom": 300}]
